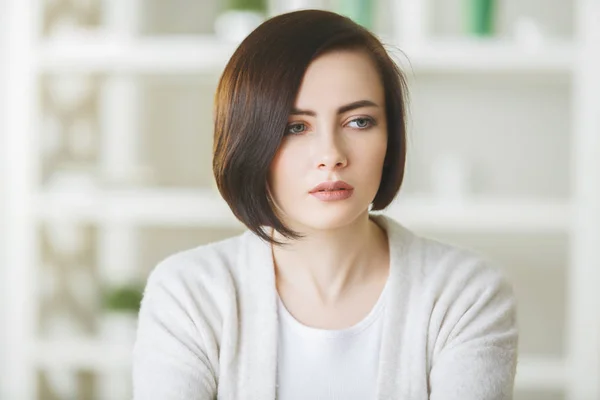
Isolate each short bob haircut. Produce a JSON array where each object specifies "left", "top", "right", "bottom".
[{"left": 213, "top": 9, "right": 408, "bottom": 245}]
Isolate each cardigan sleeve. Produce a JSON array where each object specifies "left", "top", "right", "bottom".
[
  {"left": 428, "top": 263, "right": 519, "bottom": 400},
  {"left": 132, "top": 262, "right": 218, "bottom": 400}
]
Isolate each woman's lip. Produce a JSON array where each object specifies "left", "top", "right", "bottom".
[
  {"left": 309, "top": 180, "right": 354, "bottom": 193},
  {"left": 310, "top": 188, "right": 354, "bottom": 201}
]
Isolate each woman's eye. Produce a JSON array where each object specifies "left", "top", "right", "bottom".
[
  {"left": 347, "top": 117, "right": 374, "bottom": 129},
  {"left": 286, "top": 123, "right": 307, "bottom": 135}
]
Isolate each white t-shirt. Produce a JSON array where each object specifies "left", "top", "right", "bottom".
[{"left": 275, "top": 282, "right": 389, "bottom": 400}]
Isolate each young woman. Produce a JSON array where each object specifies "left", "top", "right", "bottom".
[{"left": 133, "top": 9, "right": 518, "bottom": 400}]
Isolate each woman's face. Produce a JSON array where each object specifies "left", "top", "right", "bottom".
[{"left": 268, "top": 49, "right": 388, "bottom": 232}]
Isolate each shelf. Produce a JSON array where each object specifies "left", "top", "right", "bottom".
[
  {"left": 383, "top": 195, "right": 571, "bottom": 233},
  {"left": 36, "top": 33, "right": 575, "bottom": 75},
  {"left": 34, "top": 339, "right": 133, "bottom": 371},
  {"left": 389, "top": 38, "right": 574, "bottom": 74},
  {"left": 36, "top": 33, "right": 238, "bottom": 74},
  {"left": 34, "top": 338, "right": 566, "bottom": 391},
  {"left": 37, "top": 187, "right": 242, "bottom": 228},
  {"left": 515, "top": 355, "right": 567, "bottom": 391},
  {"left": 37, "top": 186, "right": 570, "bottom": 232}
]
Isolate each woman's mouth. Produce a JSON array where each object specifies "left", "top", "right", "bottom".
[{"left": 309, "top": 180, "right": 354, "bottom": 201}]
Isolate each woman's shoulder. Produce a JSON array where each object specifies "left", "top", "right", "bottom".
[
  {"left": 413, "top": 231, "right": 514, "bottom": 301},
  {"left": 143, "top": 230, "right": 252, "bottom": 299},
  {"left": 385, "top": 216, "right": 512, "bottom": 297},
  {"left": 387, "top": 221, "right": 517, "bottom": 345}
]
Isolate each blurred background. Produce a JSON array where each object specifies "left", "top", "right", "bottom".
[{"left": 1, "top": 0, "right": 599, "bottom": 399}]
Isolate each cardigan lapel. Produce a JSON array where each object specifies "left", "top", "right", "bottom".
[
  {"left": 371, "top": 215, "right": 421, "bottom": 399},
  {"left": 236, "top": 228, "right": 279, "bottom": 400}
]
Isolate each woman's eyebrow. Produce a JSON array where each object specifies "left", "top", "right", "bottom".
[{"left": 290, "top": 100, "right": 379, "bottom": 116}]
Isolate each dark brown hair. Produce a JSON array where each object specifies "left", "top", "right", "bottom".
[{"left": 213, "top": 9, "right": 408, "bottom": 245}]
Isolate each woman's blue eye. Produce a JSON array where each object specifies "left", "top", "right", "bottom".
[
  {"left": 348, "top": 117, "right": 374, "bottom": 129},
  {"left": 287, "top": 123, "right": 306, "bottom": 135}
]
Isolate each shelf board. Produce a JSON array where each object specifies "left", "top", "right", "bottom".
[
  {"left": 37, "top": 187, "right": 242, "bottom": 228},
  {"left": 34, "top": 338, "right": 566, "bottom": 391},
  {"left": 37, "top": 33, "right": 575, "bottom": 75},
  {"left": 37, "top": 33, "right": 238, "bottom": 74},
  {"left": 37, "top": 187, "right": 570, "bottom": 232}
]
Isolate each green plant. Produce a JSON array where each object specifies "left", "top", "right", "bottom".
[
  {"left": 102, "top": 284, "right": 144, "bottom": 313},
  {"left": 227, "top": 0, "right": 267, "bottom": 11}
]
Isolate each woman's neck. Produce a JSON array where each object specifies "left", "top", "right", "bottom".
[{"left": 271, "top": 212, "right": 389, "bottom": 305}]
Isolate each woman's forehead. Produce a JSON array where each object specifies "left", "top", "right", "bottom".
[{"left": 294, "top": 51, "right": 384, "bottom": 109}]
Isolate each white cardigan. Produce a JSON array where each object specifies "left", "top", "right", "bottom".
[{"left": 132, "top": 214, "right": 518, "bottom": 400}]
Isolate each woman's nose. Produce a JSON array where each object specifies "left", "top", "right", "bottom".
[{"left": 314, "top": 130, "right": 348, "bottom": 170}]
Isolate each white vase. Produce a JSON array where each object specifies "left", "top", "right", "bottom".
[{"left": 214, "top": 10, "right": 266, "bottom": 42}]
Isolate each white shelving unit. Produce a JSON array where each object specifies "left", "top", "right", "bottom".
[{"left": 2, "top": 0, "right": 599, "bottom": 399}]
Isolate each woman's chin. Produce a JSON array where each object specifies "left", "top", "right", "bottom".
[{"left": 290, "top": 207, "right": 368, "bottom": 232}]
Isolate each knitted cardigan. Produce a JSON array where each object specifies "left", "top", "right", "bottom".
[{"left": 133, "top": 214, "right": 518, "bottom": 399}]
